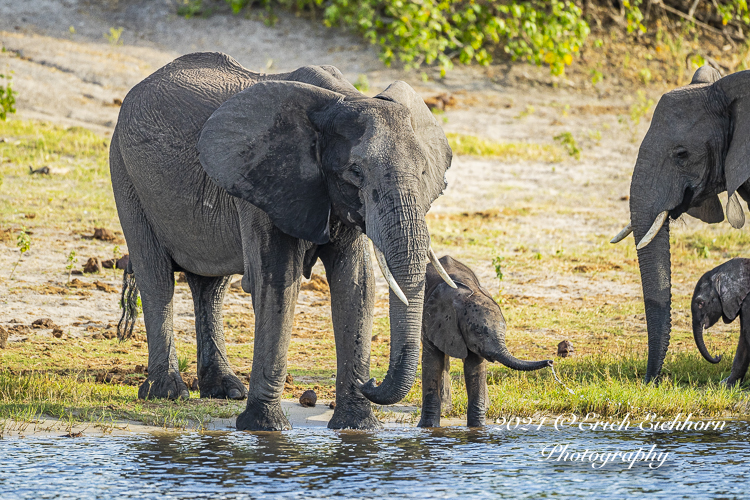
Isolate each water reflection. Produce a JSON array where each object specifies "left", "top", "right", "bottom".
[{"left": 1, "top": 422, "right": 748, "bottom": 498}]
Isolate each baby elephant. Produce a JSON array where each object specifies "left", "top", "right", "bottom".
[
  {"left": 692, "top": 258, "right": 750, "bottom": 386},
  {"left": 418, "top": 256, "right": 552, "bottom": 428}
]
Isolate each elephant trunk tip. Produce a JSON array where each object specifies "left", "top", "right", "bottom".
[{"left": 359, "top": 377, "right": 409, "bottom": 406}]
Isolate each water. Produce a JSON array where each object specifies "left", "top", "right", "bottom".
[{"left": 1, "top": 419, "right": 749, "bottom": 499}]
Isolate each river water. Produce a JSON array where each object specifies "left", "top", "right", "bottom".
[{"left": 0, "top": 418, "right": 748, "bottom": 499}]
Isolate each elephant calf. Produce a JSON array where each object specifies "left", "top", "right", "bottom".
[
  {"left": 692, "top": 258, "right": 750, "bottom": 386},
  {"left": 418, "top": 256, "right": 552, "bottom": 428}
]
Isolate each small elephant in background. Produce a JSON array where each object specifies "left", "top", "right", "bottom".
[
  {"left": 692, "top": 258, "right": 750, "bottom": 386},
  {"left": 418, "top": 256, "right": 552, "bottom": 428}
]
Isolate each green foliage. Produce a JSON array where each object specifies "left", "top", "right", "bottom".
[
  {"left": 353, "top": 74, "right": 370, "bottom": 92},
  {"left": 10, "top": 227, "right": 30, "bottom": 279},
  {"left": 177, "top": 0, "right": 205, "bottom": 18},
  {"left": 553, "top": 131, "right": 581, "bottom": 159},
  {"left": 492, "top": 256, "right": 505, "bottom": 281},
  {"left": 178, "top": 355, "right": 190, "bottom": 373},
  {"left": 0, "top": 72, "right": 16, "bottom": 121},
  {"left": 222, "top": 0, "right": 589, "bottom": 75},
  {"left": 66, "top": 250, "right": 77, "bottom": 283},
  {"left": 104, "top": 27, "right": 124, "bottom": 46}
]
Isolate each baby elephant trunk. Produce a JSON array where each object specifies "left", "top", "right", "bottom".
[
  {"left": 473, "top": 303, "right": 552, "bottom": 371},
  {"left": 487, "top": 345, "right": 553, "bottom": 371}
]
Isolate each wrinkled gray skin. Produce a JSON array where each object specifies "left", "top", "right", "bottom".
[
  {"left": 417, "top": 256, "right": 551, "bottom": 427},
  {"left": 692, "top": 258, "right": 750, "bottom": 386},
  {"left": 110, "top": 53, "right": 451, "bottom": 430},
  {"left": 628, "top": 65, "right": 750, "bottom": 383}
]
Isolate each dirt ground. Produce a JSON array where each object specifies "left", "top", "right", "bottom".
[{"left": 0, "top": 0, "right": 746, "bottom": 394}]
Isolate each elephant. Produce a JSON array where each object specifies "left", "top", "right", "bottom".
[
  {"left": 611, "top": 65, "right": 750, "bottom": 382},
  {"left": 417, "top": 256, "right": 552, "bottom": 428},
  {"left": 110, "top": 52, "right": 457, "bottom": 431},
  {"left": 692, "top": 258, "right": 750, "bottom": 386}
]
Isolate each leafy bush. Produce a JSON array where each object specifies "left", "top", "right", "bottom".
[
  {"left": 0, "top": 72, "right": 16, "bottom": 121},
  {"left": 224, "top": 0, "right": 589, "bottom": 75}
]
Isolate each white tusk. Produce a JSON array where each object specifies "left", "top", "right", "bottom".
[
  {"left": 726, "top": 191, "right": 746, "bottom": 229},
  {"left": 636, "top": 211, "right": 669, "bottom": 250},
  {"left": 428, "top": 247, "right": 457, "bottom": 288},
  {"left": 371, "top": 240, "right": 409, "bottom": 306},
  {"left": 610, "top": 223, "right": 633, "bottom": 244}
]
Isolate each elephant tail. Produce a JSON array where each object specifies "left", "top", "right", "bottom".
[{"left": 117, "top": 262, "right": 139, "bottom": 341}]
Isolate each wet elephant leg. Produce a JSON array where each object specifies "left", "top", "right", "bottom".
[
  {"left": 235, "top": 218, "right": 306, "bottom": 431},
  {"left": 184, "top": 273, "right": 247, "bottom": 400},
  {"left": 319, "top": 231, "right": 380, "bottom": 429},
  {"left": 441, "top": 355, "right": 452, "bottom": 415},
  {"left": 418, "top": 338, "right": 445, "bottom": 427},
  {"left": 726, "top": 308, "right": 750, "bottom": 386},
  {"left": 464, "top": 352, "right": 488, "bottom": 427}
]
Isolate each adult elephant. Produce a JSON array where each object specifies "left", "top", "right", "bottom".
[
  {"left": 110, "top": 52, "right": 454, "bottom": 430},
  {"left": 612, "top": 65, "right": 750, "bottom": 382}
]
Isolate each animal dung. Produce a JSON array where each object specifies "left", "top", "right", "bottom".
[
  {"left": 299, "top": 389, "right": 317, "bottom": 407},
  {"left": 93, "top": 227, "right": 116, "bottom": 241},
  {"left": 0, "top": 326, "right": 7, "bottom": 349},
  {"left": 32, "top": 318, "right": 57, "bottom": 329},
  {"left": 83, "top": 257, "right": 103, "bottom": 274},
  {"left": 328, "top": 401, "right": 336, "bottom": 409},
  {"left": 557, "top": 340, "right": 574, "bottom": 358},
  {"left": 300, "top": 273, "right": 329, "bottom": 293},
  {"left": 51, "top": 328, "right": 64, "bottom": 339}
]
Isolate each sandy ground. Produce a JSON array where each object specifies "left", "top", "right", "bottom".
[{"left": 1, "top": 0, "right": 740, "bottom": 428}]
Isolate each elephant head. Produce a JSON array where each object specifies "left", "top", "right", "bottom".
[
  {"left": 692, "top": 258, "right": 750, "bottom": 364},
  {"left": 612, "top": 66, "right": 750, "bottom": 382},
  {"left": 196, "top": 67, "right": 453, "bottom": 405},
  {"left": 422, "top": 256, "right": 552, "bottom": 370}
]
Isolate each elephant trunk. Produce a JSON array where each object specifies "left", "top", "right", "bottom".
[
  {"left": 360, "top": 198, "right": 428, "bottom": 405},
  {"left": 692, "top": 318, "right": 722, "bottom": 363},
  {"left": 632, "top": 210, "right": 672, "bottom": 383},
  {"left": 479, "top": 303, "right": 552, "bottom": 371}
]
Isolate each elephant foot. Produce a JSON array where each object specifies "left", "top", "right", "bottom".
[
  {"left": 417, "top": 414, "right": 441, "bottom": 428},
  {"left": 722, "top": 376, "right": 743, "bottom": 388},
  {"left": 199, "top": 371, "right": 248, "bottom": 400},
  {"left": 327, "top": 402, "right": 382, "bottom": 430},
  {"left": 138, "top": 371, "right": 190, "bottom": 400},
  {"left": 236, "top": 398, "right": 291, "bottom": 431},
  {"left": 466, "top": 416, "right": 487, "bottom": 428}
]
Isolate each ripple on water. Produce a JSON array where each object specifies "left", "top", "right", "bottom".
[{"left": 0, "top": 422, "right": 748, "bottom": 498}]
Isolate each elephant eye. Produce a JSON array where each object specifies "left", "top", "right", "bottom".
[
  {"left": 673, "top": 148, "right": 689, "bottom": 160},
  {"left": 343, "top": 163, "right": 364, "bottom": 187}
]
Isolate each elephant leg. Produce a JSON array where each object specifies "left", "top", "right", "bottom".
[
  {"left": 464, "top": 352, "right": 488, "bottom": 427},
  {"left": 441, "top": 355, "right": 452, "bottom": 415},
  {"left": 726, "top": 310, "right": 750, "bottom": 386},
  {"left": 319, "top": 231, "right": 380, "bottom": 429},
  {"left": 111, "top": 162, "right": 188, "bottom": 401},
  {"left": 184, "top": 273, "right": 247, "bottom": 400},
  {"left": 235, "top": 221, "right": 306, "bottom": 431},
  {"left": 418, "top": 338, "right": 445, "bottom": 427}
]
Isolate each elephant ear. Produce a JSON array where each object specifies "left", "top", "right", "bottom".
[
  {"left": 691, "top": 65, "right": 722, "bottom": 85},
  {"left": 712, "top": 259, "right": 750, "bottom": 321},
  {"left": 198, "top": 81, "right": 344, "bottom": 245},
  {"left": 717, "top": 72, "right": 750, "bottom": 222},
  {"left": 423, "top": 283, "right": 467, "bottom": 359},
  {"left": 374, "top": 81, "right": 452, "bottom": 204},
  {"left": 686, "top": 195, "right": 725, "bottom": 224}
]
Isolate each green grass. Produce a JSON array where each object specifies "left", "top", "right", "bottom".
[
  {"left": 0, "top": 119, "right": 116, "bottom": 231},
  {"left": 0, "top": 370, "right": 245, "bottom": 434},
  {"left": 446, "top": 133, "right": 563, "bottom": 163}
]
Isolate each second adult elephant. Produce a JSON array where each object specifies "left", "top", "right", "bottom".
[
  {"left": 612, "top": 65, "right": 750, "bottom": 382},
  {"left": 111, "top": 52, "right": 454, "bottom": 430}
]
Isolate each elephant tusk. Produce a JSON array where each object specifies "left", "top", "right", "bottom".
[
  {"left": 610, "top": 222, "right": 633, "bottom": 244},
  {"left": 428, "top": 247, "right": 457, "bottom": 288},
  {"left": 726, "top": 191, "right": 746, "bottom": 229},
  {"left": 371, "top": 240, "right": 409, "bottom": 306},
  {"left": 636, "top": 211, "right": 669, "bottom": 250}
]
